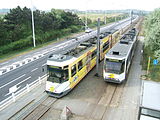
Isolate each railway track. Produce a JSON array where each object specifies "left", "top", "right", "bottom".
[
  {"left": 23, "top": 97, "right": 57, "bottom": 120},
  {"left": 97, "top": 82, "right": 125, "bottom": 107},
  {"left": 9, "top": 93, "right": 57, "bottom": 120},
  {"left": 8, "top": 69, "right": 132, "bottom": 120},
  {"left": 7, "top": 18, "right": 143, "bottom": 120}
]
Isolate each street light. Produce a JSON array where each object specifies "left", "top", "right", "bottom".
[
  {"left": 31, "top": 0, "right": 36, "bottom": 47},
  {"left": 130, "top": 10, "right": 133, "bottom": 24},
  {"left": 104, "top": 10, "right": 106, "bottom": 25},
  {"left": 85, "top": 10, "right": 88, "bottom": 30},
  {"left": 95, "top": 18, "right": 100, "bottom": 77}
]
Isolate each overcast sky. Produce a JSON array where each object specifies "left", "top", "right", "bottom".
[{"left": 0, "top": 0, "right": 160, "bottom": 11}]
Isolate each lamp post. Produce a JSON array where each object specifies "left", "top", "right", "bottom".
[
  {"left": 95, "top": 18, "right": 100, "bottom": 77},
  {"left": 85, "top": 9, "right": 88, "bottom": 30},
  {"left": 31, "top": 0, "right": 36, "bottom": 47},
  {"left": 104, "top": 11, "right": 106, "bottom": 25},
  {"left": 130, "top": 10, "right": 133, "bottom": 24}
]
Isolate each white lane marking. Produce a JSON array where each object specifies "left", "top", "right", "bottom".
[
  {"left": 5, "top": 92, "right": 11, "bottom": 97},
  {"left": 16, "top": 76, "right": 31, "bottom": 86},
  {"left": 31, "top": 68, "right": 38, "bottom": 72},
  {"left": 0, "top": 74, "right": 26, "bottom": 89},
  {"left": 42, "top": 63, "right": 46, "bottom": 66},
  {"left": 5, "top": 86, "right": 21, "bottom": 97}
]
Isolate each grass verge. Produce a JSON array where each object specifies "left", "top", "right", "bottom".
[
  {"left": 0, "top": 31, "right": 82, "bottom": 63},
  {"left": 142, "top": 46, "right": 160, "bottom": 82}
]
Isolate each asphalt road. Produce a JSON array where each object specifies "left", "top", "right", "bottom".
[
  {"left": 0, "top": 17, "right": 137, "bottom": 103},
  {"left": 40, "top": 38, "right": 143, "bottom": 120},
  {"left": 0, "top": 42, "right": 79, "bottom": 102},
  {"left": 0, "top": 18, "right": 143, "bottom": 120}
]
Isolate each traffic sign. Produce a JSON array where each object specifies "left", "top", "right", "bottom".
[
  {"left": 9, "top": 85, "right": 18, "bottom": 93},
  {"left": 153, "top": 59, "right": 158, "bottom": 65}
]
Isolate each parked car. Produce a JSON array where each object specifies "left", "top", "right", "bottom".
[{"left": 85, "top": 28, "right": 92, "bottom": 33}]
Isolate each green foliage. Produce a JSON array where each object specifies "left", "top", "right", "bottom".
[
  {"left": 0, "top": 36, "right": 32, "bottom": 55},
  {"left": 144, "top": 8, "right": 160, "bottom": 56},
  {"left": 0, "top": 6, "right": 83, "bottom": 56},
  {"left": 143, "top": 9, "right": 160, "bottom": 81}
]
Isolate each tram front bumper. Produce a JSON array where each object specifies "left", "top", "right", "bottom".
[
  {"left": 46, "top": 88, "right": 72, "bottom": 98},
  {"left": 104, "top": 78, "right": 122, "bottom": 83}
]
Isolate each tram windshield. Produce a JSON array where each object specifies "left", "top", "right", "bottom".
[
  {"left": 104, "top": 58, "right": 125, "bottom": 74},
  {"left": 47, "top": 65, "right": 69, "bottom": 83}
]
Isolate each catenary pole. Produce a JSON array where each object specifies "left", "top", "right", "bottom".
[
  {"left": 95, "top": 18, "right": 100, "bottom": 77},
  {"left": 31, "top": 0, "right": 36, "bottom": 47}
]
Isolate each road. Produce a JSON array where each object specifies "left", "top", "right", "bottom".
[
  {"left": 0, "top": 19, "right": 143, "bottom": 120},
  {"left": 39, "top": 37, "right": 143, "bottom": 120},
  {"left": 9, "top": 37, "right": 142, "bottom": 120},
  {"left": 0, "top": 17, "right": 136, "bottom": 103}
]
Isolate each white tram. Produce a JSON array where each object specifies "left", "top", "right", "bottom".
[{"left": 103, "top": 28, "right": 138, "bottom": 83}]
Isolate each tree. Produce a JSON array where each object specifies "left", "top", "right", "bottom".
[
  {"left": 0, "top": 6, "right": 83, "bottom": 56},
  {"left": 144, "top": 8, "right": 160, "bottom": 59}
]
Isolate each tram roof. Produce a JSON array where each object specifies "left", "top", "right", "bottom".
[
  {"left": 47, "top": 39, "right": 96, "bottom": 67},
  {"left": 106, "top": 40, "right": 133, "bottom": 59},
  {"left": 47, "top": 54, "right": 77, "bottom": 67},
  {"left": 105, "top": 29, "right": 136, "bottom": 60}
]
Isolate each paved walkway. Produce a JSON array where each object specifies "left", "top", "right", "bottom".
[
  {"left": 0, "top": 38, "right": 144, "bottom": 120},
  {"left": 0, "top": 81, "right": 46, "bottom": 120}
]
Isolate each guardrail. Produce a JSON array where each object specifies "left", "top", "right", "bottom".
[
  {"left": 0, "top": 74, "right": 47, "bottom": 111},
  {"left": 0, "top": 54, "right": 44, "bottom": 75},
  {"left": 0, "top": 17, "right": 137, "bottom": 76}
]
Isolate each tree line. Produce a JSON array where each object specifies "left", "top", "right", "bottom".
[
  {"left": 143, "top": 8, "right": 160, "bottom": 81},
  {"left": 144, "top": 8, "right": 160, "bottom": 60},
  {"left": 0, "top": 6, "right": 83, "bottom": 56},
  {"left": 0, "top": 6, "right": 127, "bottom": 56}
]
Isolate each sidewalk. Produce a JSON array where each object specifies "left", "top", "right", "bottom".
[
  {"left": 0, "top": 82, "right": 46, "bottom": 120},
  {"left": 0, "top": 37, "right": 144, "bottom": 120}
]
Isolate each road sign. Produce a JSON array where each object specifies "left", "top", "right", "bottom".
[
  {"left": 9, "top": 85, "right": 18, "bottom": 93},
  {"left": 153, "top": 59, "right": 158, "bottom": 65}
]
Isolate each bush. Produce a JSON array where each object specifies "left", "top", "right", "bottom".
[
  {"left": 0, "top": 35, "right": 32, "bottom": 56},
  {"left": 69, "top": 25, "right": 81, "bottom": 33}
]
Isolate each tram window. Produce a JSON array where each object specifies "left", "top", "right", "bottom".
[
  {"left": 103, "top": 41, "right": 109, "bottom": 52},
  {"left": 126, "top": 59, "right": 129, "bottom": 69},
  {"left": 105, "top": 59, "right": 125, "bottom": 74},
  {"left": 91, "top": 50, "right": 97, "bottom": 59},
  {"left": 121, "top": 61, "right": 125, "bottom": 73},
  {"left": 71, "top": 64, "right": 76, "bottom": 77},
  {"left": 47, "top": 66, "right": 69, "bottom": 83},
  {"left": 78, "top": 60, "right": 83, "bottom": 71}
]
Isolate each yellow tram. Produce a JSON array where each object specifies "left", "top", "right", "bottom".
[{"left": 46, "top": 29, "right": 122, "bottom": 98}]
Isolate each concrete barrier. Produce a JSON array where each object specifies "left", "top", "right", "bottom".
[{"left": 60, "top": 105, "right": 72, "bottom": 120}]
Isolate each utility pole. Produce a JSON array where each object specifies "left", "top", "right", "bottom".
[
  {"left": 85, "top": 10, "right": 88, "bottom": 30},
  {"left": 95, "top": 18, "right": 100, "bottom": 77},
  {"left": 104, "top": 11, "right": 106, "bottom": 25},
  {"left": 130, "top": 10, "right": 133, "bottom": 24},
  {"left": 31, "top": 0, "right": 36, "bottom": 47}
]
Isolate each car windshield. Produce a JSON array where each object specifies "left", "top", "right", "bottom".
[
  {"left": 47, "top": 65, "right": 68, "bottom": 83},
  {"left": 104, "top": 59, "right": 125, "bottom": 74}
]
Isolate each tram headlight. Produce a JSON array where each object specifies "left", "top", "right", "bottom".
[{"left": 114, "top": 78, "right": 119, "bottom": 81}]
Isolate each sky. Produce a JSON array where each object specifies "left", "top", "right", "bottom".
[{"left": 0, "top": 0, "right": 160, "bottom": 11}]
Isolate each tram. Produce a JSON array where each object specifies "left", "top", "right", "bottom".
[
  {"left": 103, "top": 28, "right": 138, "bottom": 83},
  {"left": 45, "top": 29, "right": 122, "bottom": 98}
]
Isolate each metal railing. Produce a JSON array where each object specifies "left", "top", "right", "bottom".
[{"left": 0, "top": 74, "right": 47, "bottom": 111}]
